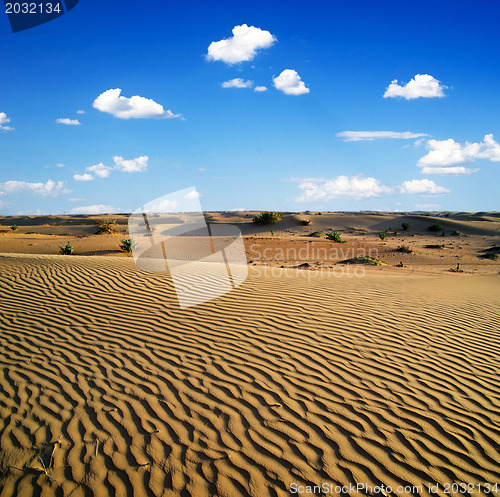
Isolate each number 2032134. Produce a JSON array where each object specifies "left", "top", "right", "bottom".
[{"left": 5, "top": 3, "right": 61, "bottom": 14}]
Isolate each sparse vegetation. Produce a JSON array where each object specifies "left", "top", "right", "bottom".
[
  {"left": 396, "top": 245, "right": 413, "bottom": 254},
  {"left": 317, "top": 212, "right": 322, "bottom": 215},
  {"left": 428, "top": 222, "right": 442, "bottom": 232},
  {"left": 10, "top": 225, "right": 18, "bottom": 231},
  {"left": 59, "top": 242, "right": 73, "bottom": 255},
  {"left": 451, "top": 230, "right": 462, "bottom": 236},
  {"left": 252, "top": 211, "right": 283, "bottom": 224},
  {"left": 401, "top": 221, "right": 411, "bottom": 231},
  {"left": 378, "top": 231, "right": 387, "bottom": 241},
  {"left": 308, "top": 231, "right": 324, "bottom": 237},
  {"left": 479, "top": 246, "right": 500, "bottom": 260},
  {"left": 119, "top": 238, "right": 137, "bottom": 253},
  {"left": 338, "top": 256, "right": 387, "bottom": 266},
  {"left": 95, "top": 218, "right": 117, "bottom": 234},
  {"left": 325, "top": 231, "right": 344, "bottom": 243},
  {"left": 425, "top": 244, "right": 446, "bottom": 249},
  {"left": 301, "top": 219, "right": 311, "bottom": 226}
]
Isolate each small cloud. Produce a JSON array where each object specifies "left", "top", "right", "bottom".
[
  {"left": 254, "top": 86, "right": 267, "bottom": 92},
  {"left": 400, "top": 179, "right": 449, "bottom": 196},
  {"left": 0, "top": 112, "right": 14, "bottom": 131},
  {"left": 273, "top": 69, "right": 310, "bottom": 95},
  {"left": 68, "top": 204, "right": 121, "bottom": 214},
  {"left": 113, "top": 155, "right": 148, "bottom": 173},
  {"left": 228, "top": 208, "right": 245, "bottom": 212},
  {"left": 56, "top": 118, "right": 81, "bottom": 125},
  {"left": 336, "top": 131, "right": 429, "bottom": 142},
  {"left": 73, "top": 173, "right": 94, "bottom": 181},
  {"left": 69, "top": 197, "right": 86, "bottom": 202},
  {"left": 56, "top": 163, "right": 65, "bottom": 168},
  {"left": 295, "top": 175, "right": 392, "bottom": 201},
  {"left": 93, "top": 89, "right": 181, "bottom": 119},
  {"left": 284, "top": 176, "right": 327, "bottom": 183},
  {"left": 207, "top": 24, "right": 276, "bottom": 64},
  {"left": 383, "top": 74, "right": 447, "bottom": 99},
  {"left": 417, "top": 134, "right": 500, "bottom": 172},
  {"left": 221, "top": 78, "right": 254, "bottom": 89},
  {"left": 420, "top": 166, "right": 478, "bottom": 175},
  {"left": 0, "top": 179, "right": 70, "bottom": 197},
  {"left": 185, "top": 190, "right": 202, "bottom": 200},
  {"left": 86, "top": 162, "right": 113, "bottom": 178},
  {"left": 198, "top": 167, "right": 207, "bottom": 172},
  {"left": 76, "top": 110, "right": 86, "bottom": 114}
]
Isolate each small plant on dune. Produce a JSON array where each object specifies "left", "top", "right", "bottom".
[
  {"left": 428, "top": 222, "right": 442, "bottom": 232},
  {"left": 396, "top": 245, "right": 413, "bottom": 254},
  {"left": 308, "top": 231, "right": 324, "bottom": 237},
  {"left": 10, "top": 225, "right": 18, "bottom": 231},
  {"left": 252, "top": 211, "right": 283, "bottom": 224},
  {"left": 451, "top": 230, "right": 462, "bottom": 236},
  {"left": 301, "top": 219, "right": 311, "bottom": 226},
  {"left": 325, "top": 231, "right": 344, "bottom": 243},
  {"left": 119, "top": 238, "right": 137, "bottom": 253},
  {"left": 95, "top": 218, "right": 117, "bottom": 234},
  {"left": 425, "top": 244, "right": 446, "bottom": 249},
  {"left": 59, "top": 242, "right": 73, "bottom": 255},
  {"left": 401, "top": 221, "right": 411, "bottom": 232},
  {"left": 270, "top": 230, "right": 274, "bottom": 236},
  {"left": 317, "top": 212, "right": 322, "bottom": 215},
  {"left": 378, "top": 231, "right": 387, "bottom": 241}
]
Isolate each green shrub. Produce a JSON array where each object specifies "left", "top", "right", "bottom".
[
  {"left": 428, "top": 222, "right": 442, "bottom": 232},
  {"left": 252, "top": 211, "right": 283, "bottom": 224},
  {"left": 59, "top": 242, "right": 73, "bottom": 255},
  {"left": 378, "top": 231, "right": 387, "bottom": 241},
  {"left": 451, "top": 230, "right": 462, "bottom": 236},
  {"left": 10, "top": 225, "right": 18, "bottom": 231},
  {"left": 396, "top": 245, "right": 413, "bottom": 253},
  {"left": 301, "top": 219, "right": 311, "bottom": 226},
  {"left": 425, "top": 244, "right": 446, "bottom": 249},
  {"left": 338, "top": 256, "right": 387, "bottom": 266},
  {"left": 308, "top": 231, "right": 324, "bottom": 237},
  {"left": 401, "top": 221, "right": 411, "bottom": 231},
  {"left": 325, "top": 231, "right": 343, "bottom": 242},
  {"left": 96, "top": 218, "right": 117, "bottom": 234},
  {"left": 119, "top": 238, "right": 137, "bottom": 253}
]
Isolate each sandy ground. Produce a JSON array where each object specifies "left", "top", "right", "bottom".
[{"left": 0, "top": 212, "right": 499, "bottom": 496}]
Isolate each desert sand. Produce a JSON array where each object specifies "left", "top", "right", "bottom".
[{"left": 0, "top": 212, "right": 499, "bottom": 496}]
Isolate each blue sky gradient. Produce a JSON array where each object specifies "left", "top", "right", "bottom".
[{"left": 1, "top": 0, "right": 499, "bottom": 214}]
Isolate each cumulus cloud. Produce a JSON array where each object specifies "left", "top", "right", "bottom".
[
  {"left": 0, "top": 112, "right": 14, "bottom": 131},
  {"left": 337, "top": 131, "right": 429, "bottom": 142},
  {"left": 417, "top": 135, "right": 500, "bottom": 174},
  {"left": 93, "top": 89, "right": 182, "bottom": 119},
  {"left": 221, "top": 78, "right": 254, "bottom": 89},
  {"left": 0, "top": 179, "right": 69, "bottom": 197},
  {"left": 68, "top": 204, "right": 121, "bottom": 214},
  {"left": 383, "top": 74, "right": 447, "bottom": 99},
  {"left": 86, "top": 163, "right": 113, "bottom": 178},
  {"left": 113, "top": 155, "right": 148, "bottom": 173},
  {"left": 56, "top": 118, "right": 81, "bottom": 125},
  {"left": 73, "top": 173, "right": 94, "bottom": 181},
  {"left": 295, "top": 175, "right": 392, "bottom": 201},
  {"left": 185, "top": 190, "right": 202, "bottom": 200},
  {"left": 400, "top": 179, "right": 450, "bottom": 196},
  {"left": 76, "top": 110, "right": 86, "bottom": 114},
  {"left": 254, "top": 86, "right": 267, "bottom": 92},
  {"left": 207, "top": 24, "right": 276, "bottom": 64},
  {"left": 273, "top": 69, "right": 310, "bottom": 95}
]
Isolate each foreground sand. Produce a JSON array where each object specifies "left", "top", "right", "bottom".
[{"left": 0, "top": 254, "right": 499, "bottom": 496}]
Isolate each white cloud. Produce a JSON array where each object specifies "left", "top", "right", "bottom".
[
  {"left": 56, "top": 118, "right": 81, "bottom": 125},
  {"left": 73, "top": 173, "right": 94, "bottom": 181},
  {"left": 198, "top": 167, "right": 207, "bottom": 172},
  {"left": 383, "top": 74, "right": 447, "bottom": 99},
  {"left": 254, "top": 86, "right": 267, "bottom": 92},
  {"left": 56, "top": 163, "right": 65, "bottom": 168},
  {"left": 76, "top": 110, "right": 85, "bottom": 114},
  {"left": 184, "top": 190, "right": 202, "bottom": 200},
  {"left": 0, "top": 112, "right": 14, "bottom": 131},
  {"left": 142, "top": 198, "right": 179, "bottom": 213},
  {"left": 420, "top": 166, "right": 478, "bottom": 175},
  {"left": 228, "top": 207, "right": 245, "bottom": 212},
  {"left": 295, "top": 175, "right": 392, "bottom": 201},
  {"left": 417, "top": 135, "right": 500, "bottom": 173},
  {"left": 86, "top": 162, "right": 113, "bottom": 178},
  {"left": 221, "top": 78, "right": 253, "bottom": 89},
  {"left": 273, "top": 69, "right": 310, "bottom": 95},
  {"left": 113, "top": 155, "right": 148, "bottom": 173},
  {"left": 93, "top": 89, "right": 181, "bottom": 119},
  {"left": 68, "top": 204, "right": 121, "bottom": 214},
  {"left": 400, "top": 179, "right": 449, "bottom": 196},
  {"left": 207, "top": 24, "right": 276, "bottom": 64},
  {"left": 337, "top": 131, "right": 429, "bottom": 142},
  {"left": 0, "top": 179, "right": 70, "bottom": 197}
]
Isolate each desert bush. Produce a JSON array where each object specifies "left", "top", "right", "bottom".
[
  {"left": 325, "top": 231, "right": 343, "bottom": 242},
  {"left": 451, "top": 230, "right": 462, "bottom": 236},
  {"left": 425, "top": 244, "right": 446, "bottom": 249},
  {"left": 59, "top": 242, "right": 73, "bottom": 255},
  {"left": 95, "top": 218, "right": 117, "bottom": 234},
  {"left": 301, "top": 219, "right": 311, "bottom": 226},
  {"left": 338, "top": 256, "right": 387, "bottom": 266},
  {"left": 378, "top": 231, "right": 387, "bottom": 241},
  {"left": 252, "top": 212, "right": 283, "bottom": 224},
  {"left": 396, "top": 245, "right": 413, "bottom": 253},
  {"left": 119, "top": 238, "right": 137, "bottom": 253},
  {"left": 428, "top": 222, "right": 442, "bottom": 232},
  {"left": 10, "top": 225, "right": 18, "bottom": 231},
  {"left": 401, "top": 221, "right": 411, "bottom": 231},
  {"left": 308, "top": 231, "right": 324, "bottom": 237}
]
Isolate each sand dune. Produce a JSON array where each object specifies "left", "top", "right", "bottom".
[{"left": 0, "top": 254, "right": 499, "bottom": 496}]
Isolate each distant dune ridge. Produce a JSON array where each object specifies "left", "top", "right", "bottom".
[{"left": 0, "top": 253, "right": 499, "bottom": 496}]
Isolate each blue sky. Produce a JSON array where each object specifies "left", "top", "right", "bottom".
[{"left": 1, "top": 0, "right": 499, "bottom": 215}]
